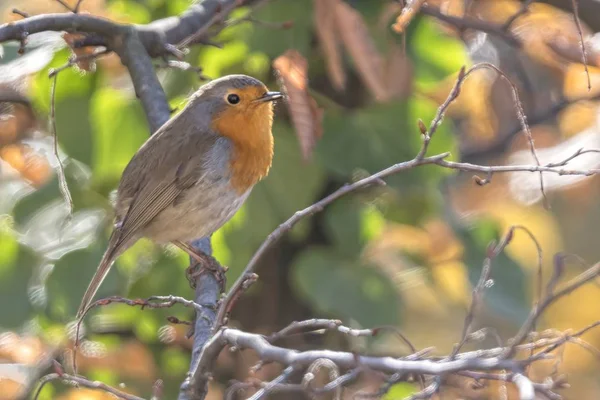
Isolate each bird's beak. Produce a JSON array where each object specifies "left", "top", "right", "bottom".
[{"left": 256, "top": 91, "right": 283, "bottom": 103}]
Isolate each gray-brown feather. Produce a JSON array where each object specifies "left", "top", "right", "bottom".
[{"left": 111, "top": 75, "right": 260, "bottom": 246}]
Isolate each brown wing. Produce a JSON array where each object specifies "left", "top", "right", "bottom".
[{"left": 110, "top": 120, "right": 220, "bottom": 248}]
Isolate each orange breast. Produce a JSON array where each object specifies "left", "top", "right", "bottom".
[{"left": 211, "top": 99, "right": 275, "bottom": 194}]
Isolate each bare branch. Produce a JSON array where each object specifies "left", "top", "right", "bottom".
[
  {"left": 569, "top": 0, "right": 591, "bottom": 90},
  {"left": 34, "top": 372, "right": 144, "bottom": 400}
]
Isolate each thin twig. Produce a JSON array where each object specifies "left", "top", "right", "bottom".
[
  {"left": 49, "top": 48, "right": 109, "bottom": 78},
  {"left": 418, "top": 65, "right": 466, "bottom": 159},
  {"left": 12, "top": 8, "right": 30, "bottom": 18},
  {"left": 33, "top": 372, "right": 144, "bottom": 400},
  {"left": 74, "top": 0, "right": 86, "bottom": 13},
  {"left": 450, "top": 238, "right": 496, "bottom": 358},
  {"left": 570, "top": 0, "right": 591, "bottom": 91},
  {"left": 248, "top": 365, "right": 297, "bottom": 400},
  {"left": 87, "top": 294, "right": 205, "bottom": 312},
  {"left": 467, "top": 63, "right": 548, "bottom": 208},
  {"left": 49, "top": 74, "right": 74, "bottom": 218},
  {"left": 54, "top": 0, "right": 76, "bottom": 13}
]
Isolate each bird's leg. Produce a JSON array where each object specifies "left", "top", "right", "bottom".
[{"left": 173, "top": 240, "right": 227, "bottom": 292}]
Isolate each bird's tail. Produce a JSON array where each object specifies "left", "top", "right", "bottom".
[{"left": 76, "top": 234, "right": 124, "bottom": 319}]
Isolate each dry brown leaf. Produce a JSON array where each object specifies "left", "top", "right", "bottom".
[
  {"left": 334, "top": 1, "right": 390, "bottom": 102},
  {"left": 392, "top": 0, "right": 426, "bottom": 34},
  {"left": 313, "top": 0, "right": 346, "bottom": 91},
  {"left": 273, "top": 50, "right": 324, "bottom": 161},
  {"left": 62, "top": 32, "right": 98, "bottom": 73}
]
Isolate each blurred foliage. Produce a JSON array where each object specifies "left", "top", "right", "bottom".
[{"left": 1, "top": 0, "right": 600, "bottom": 399}]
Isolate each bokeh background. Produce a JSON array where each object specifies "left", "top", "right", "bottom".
[{"left": 2, "top": 0, "right": 600, "bottom": 398}]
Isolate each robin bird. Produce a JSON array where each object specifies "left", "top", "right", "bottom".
[{"left": 76, "top": 74, "right": 282, "bottom": 318}]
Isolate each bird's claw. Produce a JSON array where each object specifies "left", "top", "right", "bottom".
[{"left": 185, "top": 254, "right": 227, "bottom": 293}]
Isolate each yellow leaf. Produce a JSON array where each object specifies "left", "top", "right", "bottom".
[{"left": 563, "top": 63, "right": 600, "bottom": 101}]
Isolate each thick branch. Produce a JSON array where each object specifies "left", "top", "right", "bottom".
[
  {"left": 0, "top": 0, "right": 240, "bottom": 58},
  {"left": 178, "top": 237, "right": 219, "bottom": 400},
  {"left": 0, "top": 13, "right": 121, "bottom": 41},
  {"left": 138, "top": 0, "right": 239, "bottom": 55},
  {"left": 112, "top": 28, "right": 171, "bottom": 131}
]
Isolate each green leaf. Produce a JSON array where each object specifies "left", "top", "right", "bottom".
[
  {"left": 54, "top": 96, "right": 94, "bottom": 165},
  {"left": 161, "top": 348, "right": 190, "bottom": 377},
  {"left": 384, "top": 382, "right": 419, "bottom": 399},
  {"left": 360, "top": 205, "right": 386, "bottom": 242},
  {"left": 47, "top": 243, "right": 124, "bottom": 318},
  {"left": 198, "top": 40, "right": 250, "bottom": 79},
  {"left": 0, "top": 240, "right": 38, "bottom": 328},
  {"left": 108, "top": 0, "right": 152, "bottom": 24},
  {"left": 166, "top": 0, "right": 192, "bottom": 16},
  {"left": 454, "top": 218, "right": 530, "bottom": 324},
  {"left": 292, "top": 248, "right": 401, "bottom": 327},
  {"left": 30, "top": 49, "right": 95, "bottom": 113},
  {"left": 317, "top": 102, "right": 413, "bottom": 184},
  {"left": 324, "top": 198, "right": 365, "bottom": 257},
  {"left": 90, "top": 88, "right": 149, "bottom": 185},
  {"left": 317, "top": 99, "right": 456, "bottom": 191},
  {"left": 244, "top": 0, "right": 313, "bottom": 58},
  {"left": 134, "top": 312, "right": 161, "bottom": 343},
  {"left": 407, "top": 17, "right": 470, "bottom": 84}
]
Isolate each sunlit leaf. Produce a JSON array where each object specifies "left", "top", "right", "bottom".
[
  {"left": 90, "top": 87, "right": 148, "bottom": 184},
  {"left": 384, "top": 382, "right": 418, "bottom": 399},
  {"left": 407, "top": 17, "right": 469, "bottom": 84}
]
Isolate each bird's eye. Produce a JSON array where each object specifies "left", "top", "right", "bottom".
[{"left": 227, "top": 93, "right": 240, "bottom": 105}]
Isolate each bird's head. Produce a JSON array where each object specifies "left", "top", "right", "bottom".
[
  {"left": 193, "top": 74, "right": 282, "bottom": 146},
  {"left": 191, "top": 74, "right": 282, "bottom": 193}
]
